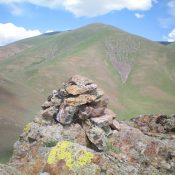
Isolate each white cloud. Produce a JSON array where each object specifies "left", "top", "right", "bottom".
[
  {"left": 0, "top": 0, "right": 63, "bottom": 8},
  {"left": 0, "top": 0, "right": 156, "bottom": 17},
  {"left": 63, "top": 0, "right": 155, "bottom": 17},
  {"left": 159, "top": 0, "right": 175, "bottom": 28},
  {"left": 0, "top": 23, "right": 41, "bottom": 46},
  {"left": 167, "top": 28, "right": 175, "bottom": 42},
  {"left": 135, "top": 13, "right": 145, "bottom": 19},
  {"left": 167, "top": 0, "right": 175, "bottom": 17},
  {"left": 10, "top": 4, "right": 23, "bottom": 16},
  {"left": 159, "top": 17, "right": 173, "bottom": 28},
  {"left": 45, "top": 30, "right": 54, "bottom": 33}
]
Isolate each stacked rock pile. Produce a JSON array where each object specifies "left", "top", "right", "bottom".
[{"left": 40, "top": 75, "right": 120, "bottom": 150}]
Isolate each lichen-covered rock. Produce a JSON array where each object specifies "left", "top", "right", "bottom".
[
  {"left": 23, "top": 122, "right": 32, "bottom": 133},
  {"left": 0, "top": 164, "right": 20, "bottom": 175},
  {"left": 11, "top": 122, "right": 88, "bottom": 162},
  {"left": 2, "top": 75, "right": 175, "bottom": 175},
  {"left": 46, "top": 140, "right": 100, "bottom": 175},
  {"left": 83, "top": 120, "right": 107, "bottom": 151},
  {"left": 131, "top": 114, "right": 175, "bottom": 135},
  {"left": 108, "top": 121, "right": 175, "bottom": 174}
]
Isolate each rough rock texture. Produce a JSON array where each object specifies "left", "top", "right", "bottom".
[
  {"left": 1, "top": 75, "right": 175, "bottom": 175},
  {"left": 131, "top": 114, "right": 175, "bottom": 135}
]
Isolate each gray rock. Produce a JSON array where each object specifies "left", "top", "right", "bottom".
[
  {"left": 90, "top": 109, "right": 115, "bottom": 128},
  {"left": 57, "top": 88, "right": 68, "bottom": 99},
  {"left": 41, "top": 101, "right": 53, "bottom": 110},
  {"left": 51, "top": 97, "right": 61, "bottom": 107},
  {"left": 61, "top": 123, "right": 87, "bottom": 145},
  {"left": 110, "top": 120, "right": 121, "bottom": 131},
  {"left": 56, "top": 106, "right": 77, "bottom": 125},
  {"left": 66, "top": 75, "right": 93, "bottom": 87},
  {"left": 0, "top": 164, "right": 19, "bottom": 175},
  {"left": 38, "top": 172, "right": 50, "bottom": 175},
  {"left": 52, "top": 90, "right": 58, "bottom": 96},
  {"left": 41, "top": 106, "right": 58, "bottom": 121},
  {"left": 79, "top": 106, "right": 105, "bottom": 120},
  {"left": 83, "top": 120, "right": 107, "bottom": 151}
]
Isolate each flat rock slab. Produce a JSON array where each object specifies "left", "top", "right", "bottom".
[
  {"left": 65, "top": 94, "right": 97, "bottom": 106},
  {"left": 66, "top": 84, "right": 97, "bottom": 95},
  {"left": 90, "top": 109, "right": 115, "bottom": 127},
  {"left": 67, "top": 75, "right": 93, "bottom": 86}
]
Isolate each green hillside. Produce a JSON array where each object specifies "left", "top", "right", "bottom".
[
  {"left": 0, "top": 23, "right": 175, "bottom": 162},
  {"left": 0, "top": 75, "right": 42, "bottom": 163}
]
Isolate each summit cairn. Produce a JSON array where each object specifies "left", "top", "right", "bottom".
[
  {"left": 40, "top": 75, "right": 118, "bottom": 150},
  {"left": 1, "top": 75, "right": 175, "bottom": 175}
]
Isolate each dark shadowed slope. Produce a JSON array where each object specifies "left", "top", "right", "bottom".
[{"left": 158, "top": 41, "right": 173, "bottom": 45}]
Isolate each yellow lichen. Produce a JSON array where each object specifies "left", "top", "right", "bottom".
[
  {"left": 47, "top": 140, "right": 94, "bottom": 170},
  {"left": 23, "top": 122, "right": 32, "bottom": 133}
]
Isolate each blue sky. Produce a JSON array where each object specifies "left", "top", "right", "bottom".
[{"left": 0, "top": 0, "right": 175, "bottom": 46}]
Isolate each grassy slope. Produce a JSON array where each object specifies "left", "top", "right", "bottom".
[
  {"left": 0, "top": 75, "right": 42, "bottom": 162},
  {"left": 0, "top": 23, "right": 175, "bottom": 162},
  {"left": 1, "top": 23, "right": 174, "bottom": 116}
]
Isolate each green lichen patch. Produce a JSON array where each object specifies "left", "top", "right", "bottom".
[
  {"left": 23, "top": 122, "right": 32, "bottom": 133},
  {"left": 47, "top": 140, "right": 94, "bottom": 170}
]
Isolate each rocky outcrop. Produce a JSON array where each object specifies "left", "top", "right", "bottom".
[
  {"left": 131, "top": 114, "right": 175, "bottom": 135},
  {"left": 1, "top": 75, "right": 175, "bottom": 175}
]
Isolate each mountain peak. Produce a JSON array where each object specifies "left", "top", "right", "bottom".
[{"left": 80, "top": 23, "right": 121, "bottom": 31}]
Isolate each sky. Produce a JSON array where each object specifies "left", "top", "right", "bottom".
[{"left": 0, "top": 0, "right": 175, "bottom": 46}]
